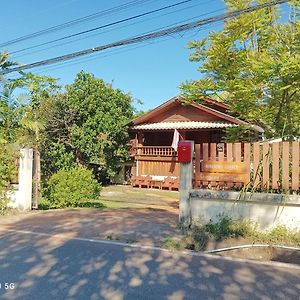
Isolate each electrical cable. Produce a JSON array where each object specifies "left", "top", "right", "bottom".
[
  {"left": 0, "top": 0, "right": 287, "bottom": 75},
  {"left": 12, "top": 4, "right": 222, "bottom": 60},
  {"left": 10, "top": 0, "right": 193, "bottom": 55},
  {"left": 0, "top": 0, "right": 153, "bottom": 48},
  {"left": 31, "top": 22, "right": 214, "bottom": 74}
]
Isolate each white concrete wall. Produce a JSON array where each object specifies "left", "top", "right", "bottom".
[{"left": 190, "top": 189, "right": 300, "bottom": 230}]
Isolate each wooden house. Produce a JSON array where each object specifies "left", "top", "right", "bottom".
[{"left": 127, "top": 96, "right": 264, "bottom": 189}]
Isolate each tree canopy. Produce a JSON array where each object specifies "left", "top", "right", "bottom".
[
  {"left": 1, "top": 54, "right": 135, "bottom": 184},
  {"left": 181, "top": 0, "right": 300, "bottom": 139},
  {"left": 38, "top": 71, "right": 134, "bottom": 181}
]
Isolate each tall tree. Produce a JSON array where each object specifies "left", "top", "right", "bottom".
[
  {"left": 181, "top": 0, "right": 300, "bottom": 139},
  {"left": 40, "top": 71, "right": 135, "bottom": 182}
]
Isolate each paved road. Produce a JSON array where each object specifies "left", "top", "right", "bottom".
[{"left": 0, "top": 229, "right": 299, "bottom": 300}]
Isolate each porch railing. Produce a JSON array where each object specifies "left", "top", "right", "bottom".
[{"left": 135, "top": 146, "right": 176, "bottom": 157}]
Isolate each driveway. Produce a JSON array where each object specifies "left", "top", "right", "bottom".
[{"left": 0, "top": 208, "right": 181, "bottom": 246}]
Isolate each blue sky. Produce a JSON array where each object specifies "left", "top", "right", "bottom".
[{"left": 1, "top": 1, "right": 239, "bottom": 110}]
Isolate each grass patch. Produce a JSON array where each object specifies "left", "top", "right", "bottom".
[
  {"left": 163, "top": 237, "right": 186, "bottom": 251},
  {"left": 163, "top": 216, "right": 300, "bottom": 251},
  {"left": 38, "top": 198, "right": 106, "bottom": 210},
  {"left": 205, "top": 216, "right": 256, "bottom": 241},
  {"left": 38, "top": 197, "right": 158, "bottom": 210},
  {"left": 39, "top": 185, "right": 179, "bottom": 210}
]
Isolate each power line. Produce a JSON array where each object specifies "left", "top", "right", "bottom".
[
  {"left": 1, "top": 0, "right": 288, "bottom": 75},
  {"left": 10, "top": 0, "right": 193, "bottom": 56},
  {"left": 0, "top": 0, "right": 152, "bottom": 48},
  {"left": 34, "top": 24, "right": 214, "bottom": 75},
  {"left": 12, "top": 1, "right": 221, "bottom": 60}
]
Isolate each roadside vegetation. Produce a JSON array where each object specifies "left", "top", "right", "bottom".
[
  {"left": 163, "top": 216, "right": 300, "bottom": 251},
  {"left": 1, "top": 52, "right": 140, "bottom": 212}
]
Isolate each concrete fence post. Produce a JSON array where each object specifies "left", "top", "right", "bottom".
[
  {"left": 179, "top": 141, "right": 194, "bottom": 226},
  {"left": 17, "top": 148, "right": 33, "bottom": 210}
]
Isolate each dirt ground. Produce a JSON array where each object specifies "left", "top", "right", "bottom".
[{"left": 1, "top": 185, "right": 299, "bottom": 266}]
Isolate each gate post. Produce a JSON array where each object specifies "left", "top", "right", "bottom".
[
  {"left": 18, "top": 148, "right": 33, "bottom": 210},
  {"left": 178, "top": 141, "right": 194, "bottom": 226}
]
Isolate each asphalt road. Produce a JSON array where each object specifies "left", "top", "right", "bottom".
[{"left": 0, "top": 229, "right": 299, "bottom": 300}]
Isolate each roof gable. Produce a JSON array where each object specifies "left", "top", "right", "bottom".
[{"left": 131, "top": 97, "right": 241, "bottom": 126}]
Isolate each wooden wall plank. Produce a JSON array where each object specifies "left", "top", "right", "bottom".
[
  {"left": 195, "top": 144, "right": 201, "bottom": 174},
  {"left": 272, "top": 142, "right": 280, "bottom": 190},
  {"left": 291, "top": 141, "right": 299, "bottom": 191},
  {"left": 209, "top": 143, "right": 217, "bottom": 187},
  {"left": 227, "top": 143, "right": 233, "bottom": 162},
  {"left": 262, "top": 142, "right": 270, "bottom": 190},
  {"left": 234, "top": 143, "right": 242, "bottom": 162},
  {"left": 218, "top": 147, "right": 224, "bottom": 162},
  {"left": 253, "top": 142, "right": 260, "bottom": 188},
  {"left": 234, "top": 143, "right": 242, "bottom": 188},
  {"left": 282, "top": 142, "right": 290, "bottom": 191},
  {"left": 226, "top": 143, "right": 234, "bottom": 188},
  {"left": 210, "top": 143, "right": 216, "bottom": 160},
  {"left": 244, "top": 143, "right": 251, "bottom": 183},
  {"left": 203, "top": 143, "right": 209, "bottom": 161},
  {"left": 202, "top": 143, "right": 209, "bottom": 186}
]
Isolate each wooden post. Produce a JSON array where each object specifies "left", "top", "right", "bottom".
[{"left": 32, "top": 149, "right": 41, "bottom": 209}]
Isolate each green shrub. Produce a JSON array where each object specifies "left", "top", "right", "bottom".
[
  {"left": 205, "top": 215, "right": 256, "bottom": 241},
  {"left": 0, "top": 197, "right": 9, "bottom": 215},
  {"left": 163, "top": 237, "right": 186, "bottom": 251},
  {"left": 38, "top": 197, "right": 52, "bottom": 210},
  {"left": 260, "top": 226, "right": 300, "bottom": 246},
  {"left": 44, "top": 166, "right": 101, "bottom": 208},
  {"left": 0, "top": 145, "right": 16, "bottom": 215}
]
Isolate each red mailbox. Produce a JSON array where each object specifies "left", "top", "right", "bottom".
[{"left": 177, "top": 141, "right": 192, "bottom": 162}]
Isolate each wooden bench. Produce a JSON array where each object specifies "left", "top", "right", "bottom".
[
  {"left": 161, "top": 176, "right": 179, "bottom": 191},
  {"left": 131, "top": 175, "right": 151, "bottom": 188}
]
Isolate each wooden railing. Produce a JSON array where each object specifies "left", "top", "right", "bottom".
[{"left": 135, "top": 146, "right": 176, "bottom": 157}]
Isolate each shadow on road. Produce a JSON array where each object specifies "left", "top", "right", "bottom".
[{"left": 0, "top": 211, "right": 300, "bottom": 299}]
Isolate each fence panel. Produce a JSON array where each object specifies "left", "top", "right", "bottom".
[
  {"left": 134, "top": 141, "right": 299, "bottom": 192},
  {"left": 193, "top": 141, "right": 299, "bottom": 192}
]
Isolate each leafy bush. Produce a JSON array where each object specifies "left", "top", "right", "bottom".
[
  {"left": 44, "top": 166, "right": 101, "bottom": 208},
  {"left": 38, "top": 197, "right": 52, "bottom": 210},
  {"left": 0, "top": 145, "right": 16, "bottom": 215},
  {"left": 0, "top": 197, "right": 9, "bottom": 215}
]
